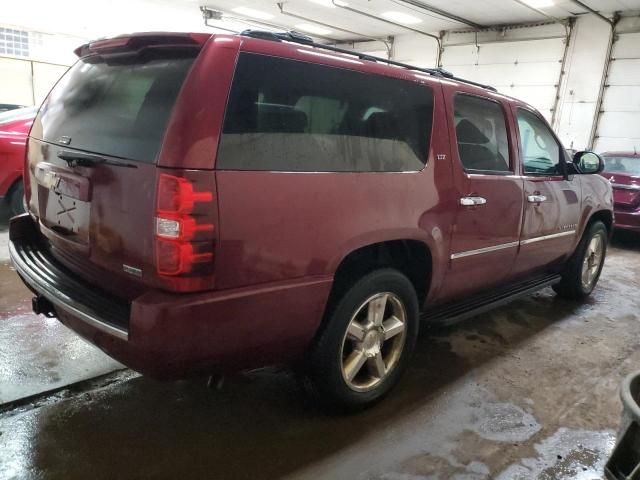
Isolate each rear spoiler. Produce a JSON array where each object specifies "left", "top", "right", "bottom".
[{"left": 74, "top": 32, "right": 211, "bottom": 58}]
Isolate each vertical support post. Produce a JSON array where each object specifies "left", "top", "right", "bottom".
[
  {"left": 588, "top": 14, "right": 620, "bottom": 150},
  {"left": 551, "top": 18, "right": 574, "bottom": 130},
  {"left": 30, "top": 60, "right": 36, "bottom": 106}
]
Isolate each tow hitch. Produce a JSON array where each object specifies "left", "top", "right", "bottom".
[{"left": 32, "top": 296, "right": 57, "bottom": 318}]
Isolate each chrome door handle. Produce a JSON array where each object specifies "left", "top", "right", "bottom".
[
  {"left": 527, "top": 195, "right": 547, "bottom": 203},
  {"left": 460, "top": 196, "right": 487, "bottom": 206}
]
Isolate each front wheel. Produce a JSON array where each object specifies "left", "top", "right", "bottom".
[
  {"left": 301, "top": 269, "right": 419, "bottom": 411},
  {"left": 553, "top": 221, "right": 608, "bottom": 300}
]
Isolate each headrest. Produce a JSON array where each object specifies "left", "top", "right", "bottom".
[{"left": 456, "top": 118, "right": 489, "bottom": 144}]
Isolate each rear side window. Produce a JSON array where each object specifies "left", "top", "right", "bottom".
[
  {"left": 454, "top": 94, "right": 511, "bottom": 173},
  {"left": 217, "top": 53, "right": 434, "bottom": 172},
  {"left": 32, "top": 49, "right": 197, "bottom": 163}
]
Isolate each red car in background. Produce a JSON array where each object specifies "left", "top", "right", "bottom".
[
  {"left": 600, "top": 152, "right": 640, "bottom": 232},
  {"left": 0, "top": 106, "right": 36, "bottom": 215}
]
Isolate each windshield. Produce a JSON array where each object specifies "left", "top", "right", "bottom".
[
  {"left": 31, "top": 49, "right": 197, "bottom": 163},
  {"left": 0, "top": 106, "right": 37, "bottom": 126},
  {"left": 603, "top": 156, "right": 640, "bottom": 176}
]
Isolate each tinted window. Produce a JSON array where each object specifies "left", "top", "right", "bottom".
[
  {"left": 217, "top": 53, "right": 434, "bottom": 172},
  {"left": 453, "top": 94, "right": 510, "bottom": 173},
  {"left": 603, "top": 156, "right": 640, "bottom": 175},
  {"left": 517, "top": 109, "right": 562, "bottom": 175},
  {"left": 32, "top": 50, "right": 197, "bottom": 163}
]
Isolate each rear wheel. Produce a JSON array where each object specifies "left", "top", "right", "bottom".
[
  {"left": 301, "top": 269, "right": 419, "bottom": 411},
  {"left": 8, "top": 180, "right": 25, "bottom": 216},
  {"left": 553, "top": 221, "right": 608, "bottom": 300}
]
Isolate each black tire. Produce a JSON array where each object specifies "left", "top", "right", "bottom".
[
  {"left": 301, "top": 268, "right": 419, "bottom": 411},
  {"left": 8, "top": 180, "right": 25, "bottom": 216},
  {"left": 553, "top": 220, "right": 608, "bottom": 300}
]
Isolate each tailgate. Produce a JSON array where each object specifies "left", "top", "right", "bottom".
[{"left": 25, "top": 34, "right": 216, "bottom": 297}]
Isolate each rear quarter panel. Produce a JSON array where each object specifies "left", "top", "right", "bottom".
[{"left": 0, "top": 119, "right": 31, "bottom": 195}]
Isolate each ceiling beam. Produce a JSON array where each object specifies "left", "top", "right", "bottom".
[
  {"left": 511, "top": 0, "right": 566, "bottom": 25},
  {"left": 570, "top": 0, "right": 614, "bottom": 25},
  {"left": 331, "top": 0, "right": 442, "bottom": 64},
  {"left": 276, "top": 2, "right": 393, "bottom": 56},
  {"left": 392, "top": 0, "right": 486, "bottom": 30},
  {"left": 200, "top": 6, "right": 338, "bottom": 43}
]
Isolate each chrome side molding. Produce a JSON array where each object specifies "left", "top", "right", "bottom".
[{"left": 451, "top": 230, "right": 577, "bottom": 260}]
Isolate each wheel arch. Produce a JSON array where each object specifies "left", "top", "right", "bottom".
[
  {"left": 586, "top": 209, "right": 614, "bottom": 237},
  {"left": 328, "top": 238, "right": 433, "bottom": 312}
]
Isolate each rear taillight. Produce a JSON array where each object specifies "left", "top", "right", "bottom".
[{"left": 155, "top": 173, "right": 214, "bottom": 277}]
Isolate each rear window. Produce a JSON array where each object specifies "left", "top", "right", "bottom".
[
  {"left": 32, "top": 49, "right": 197, "bottom": 163},
  {"left": 217, "top": 53, "right": 434, "bottom": 172}
]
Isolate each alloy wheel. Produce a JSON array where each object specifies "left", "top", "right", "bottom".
[
  {"left": 581, "top": 232, "right": 605, "bottom": 289},
  {"left": 340, "top": 292, "right": 407, "bottom": 392}
]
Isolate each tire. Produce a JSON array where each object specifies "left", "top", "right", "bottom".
[
  {"left": 553, "top": 220, "right": 608, "bottom": 300},
  {"left": 301, "top": 268, "right": 419, "bottom": 411},
  {"left": 8, "top": 180, "right": 25, "bottom": 216}
]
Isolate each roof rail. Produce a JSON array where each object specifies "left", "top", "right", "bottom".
[{"left": 239, "top": 30, "right": 497, "bottom": 92}]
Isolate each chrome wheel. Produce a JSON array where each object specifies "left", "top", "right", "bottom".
[
  {"left": 340, "top": 292, "right": 407, "bottom": 392},
  {"left": 581, "top": 232, "right": 605, "bottom": 289}
]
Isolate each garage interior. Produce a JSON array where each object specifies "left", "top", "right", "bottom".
[{"left": 1, "top": 0, "right": 640, "bottom": 479}]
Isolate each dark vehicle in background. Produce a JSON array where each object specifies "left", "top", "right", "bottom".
[
  {"left": 0, "top": 106, "right": 37, "bottom": 214},
  {"left": 9, "top": 31, "right": 613, "bottom": 410},
  {"left": 600, "top": 152, "right": 640, "bottom": 232}
]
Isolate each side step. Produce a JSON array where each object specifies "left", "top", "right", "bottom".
[{"left": 421, "top": 274, "right": 562, "bottom": 326}]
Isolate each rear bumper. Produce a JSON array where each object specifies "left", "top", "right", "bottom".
[
  {"left": 9, "top": 214, "right": 333, "bottom": 378},
  {"left": 613, "top": 207, "right": 640, "bottom": 232}
]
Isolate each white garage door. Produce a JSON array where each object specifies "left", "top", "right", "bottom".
[
  {"left": 593, "top": 32, "right": 640, "bottom": 153},
  {"left": 441, "top": 37, "right": 566, "bottom": 122},
  {"left": 0, "top": 56, "right": 68, "bottom": 106}
]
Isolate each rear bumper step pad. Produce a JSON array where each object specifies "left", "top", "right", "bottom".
[{"left": 9, "top": 214, "right": 130, "bottom": 339}]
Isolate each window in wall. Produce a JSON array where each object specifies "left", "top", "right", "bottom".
[
  {"left": 453, "top": 94, "right": 511, "bottom": 173},
  {"left": 0, "top": 28, "right": 30, "bottom": 57},
  {"left": 517, "top": 109, "right": 562, "bottom": 175},
  {"left": 217, "top": 53, "right": 434, "bottom": 172}
]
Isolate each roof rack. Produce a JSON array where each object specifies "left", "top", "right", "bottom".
[{"left": 239, "top": 30, "right": 497, "bottom": 93}]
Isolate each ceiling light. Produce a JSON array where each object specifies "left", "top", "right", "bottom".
[
  {"left": 308, "top": 0, "right": 348, "bottom": 7},
  {"left": 231, "top": 6, "right": 274, "bottom": 20},
  {"left": 520, "top": 0, "right": 554, "bottom": 7},
  {"left": 380, "top": 11, "right": 422, "bottom": 24},
  {"left": 294, "top": 23, "right": 333, "bottom": 36}
]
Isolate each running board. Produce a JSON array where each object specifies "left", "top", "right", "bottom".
[{"left": 421, "top": 274, "right": 562, "bottom": 326}]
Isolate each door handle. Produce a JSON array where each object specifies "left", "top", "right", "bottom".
[
  {"left": 527, "top": 194, "right": 547, "bottom": 203},
  {"left": 460, "top": 196, "right": 487, "bottom": 206}
]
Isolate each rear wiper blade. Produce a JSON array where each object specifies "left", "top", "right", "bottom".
[{"left": 57, "top": 150, "right": 137, "bottom": 168}]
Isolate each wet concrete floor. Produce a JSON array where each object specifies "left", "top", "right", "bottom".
[
  {"left": 0, "top": 206, "right": 123, "bottom": 404},
  {"left": 0, "top": 205, "right": 639, "bottom": 479}
]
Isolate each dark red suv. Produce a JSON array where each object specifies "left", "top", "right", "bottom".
[
  {"left": 599, "top": 152, "right": 640, "bottom": 232},
  {"left": 9, "top": 31, "right": 613, "bottom": 409}
]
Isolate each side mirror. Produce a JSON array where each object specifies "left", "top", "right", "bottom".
[{"left": 572, "top": 151, "right": 604, "bottom": 174}]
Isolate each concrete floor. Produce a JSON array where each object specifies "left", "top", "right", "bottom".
[{"left": 1, "top": 203, "right": 639, "bottom": 479}]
